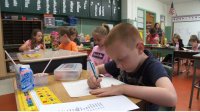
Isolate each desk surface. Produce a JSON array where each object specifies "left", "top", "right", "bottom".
[
  {"left": 14, "top": 71, "right": 142, "bottom": 110},
  {"left": 145, "top": 46, "right": 175, "bottom": 50},
  {"left": 17, "top": 49, "right": 87, "bottom": 63},
  {"left": 193, "top": 53, "right": 200, "bottom": 59}
]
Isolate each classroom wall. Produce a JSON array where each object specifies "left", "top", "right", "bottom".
[
  {"left": 76, "top": 19, "right": 116, "bottom": 36},
  {"left": 166, "top": 0, "right": 200, "bottom": 26},
  {"left": 123, "top": 0, "right": 168, "bottom": 25}
]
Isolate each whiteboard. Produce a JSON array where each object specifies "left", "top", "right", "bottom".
[{"left": 174, "top": 21, "right": 200, "bottom": 45}]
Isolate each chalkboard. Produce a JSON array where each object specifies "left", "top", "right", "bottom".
[
  {"left": 76, "top": 0, "right": 90, "bottom": 18},
  {"left": 90, "top": 0, "right": 102, "bottom": 19},
  {"left": 22, "top": 0, "right": 44, "bottom": 14},
  {"left": 101, "top": 0, "right": 112, "bottom": 20},
  {"left": 60, "top": 0, "right": 75, "bottom": 16},
  {"left": 1, "top": 0, "right": 121, "bottom": 21},
  {"left": 174, "top": 21, "right": 200, "bottom": 45},
  {"left": 44, "top": 0, "right": 60, "bottom": 15},
  {"left": 1, "top": 0, "right": 21, "bottom": 12},
  {"left": 112, "top": 0, "right": 121, "bottom": 21}
]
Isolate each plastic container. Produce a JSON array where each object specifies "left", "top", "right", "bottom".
[
  {"left": 67, "top": 17, "right": 78, "bottom": 26},
  {"left": 33, "top": 73, "right": 49, "bottom": 86},
  {"left": 54, "top": 63, "right": 82, "bottom": 81}
]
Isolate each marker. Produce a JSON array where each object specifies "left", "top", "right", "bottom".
[{"left": 89, "top": 61, "right": 98, "bottom": 79}]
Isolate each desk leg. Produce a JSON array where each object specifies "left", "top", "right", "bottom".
[
  {"left": 189, "top": 60, "right": 197, "bottom": 108},
  {"left": 177, "top": 59, "right": 180, "bottom": 76},
  {"left": 171, "top": 52, "right": 174, "bottom": 74},
  {"left": 197, "top": 82, "right": 200, "bottom": 99}
]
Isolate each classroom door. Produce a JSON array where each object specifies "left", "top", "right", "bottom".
[{"left": 146, "top": 11, "right": 156, "bottom": 33}]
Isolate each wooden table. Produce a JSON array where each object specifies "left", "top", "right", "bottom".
[
  {"left": 14, "top": 70, "right": 143, "bottom": 111},
  {"left": 17, "top": 49, "right": 88, "bottom": 73}
]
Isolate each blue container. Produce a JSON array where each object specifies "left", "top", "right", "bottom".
[{"left": 67, "top": 17, "right": 78, "bottom": 26}]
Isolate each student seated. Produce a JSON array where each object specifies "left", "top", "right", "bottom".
[
  {"left": 68, "top": 27, "right": 83, "bottom": 48},
  {"left": 162, "top": 34, "right": 184, "bottom": 64},
  {"left": 146, "top": 28, "right": 159, "bottom": 44},
  {"left": 89, "top": 24, "right": 111, "bottom": 66},
  {"left": 19, "top": 29, "right": 44, "bottom": 51},
  {"left": 88, "top": 24, "right": 112, "bottom": 77},
  {"left": 189, "top": 35, "right": 200, "bottom": 51},
  {"left": 58, "top": 27, "right": 78, "bottom": 52},
  {"left": 87, "top": 23, "right": 177, "bottom": 111}
]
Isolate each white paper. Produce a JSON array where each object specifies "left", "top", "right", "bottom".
[
  {"left": 39, "top": 95, "right": 139, "bottom": 111},
  {"left": 62, "top": 77, "right": 124, "bottom": 97}
]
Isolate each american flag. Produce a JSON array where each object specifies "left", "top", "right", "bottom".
[{"left": 169, "top": 2, "right": 177, "bottom": 16}]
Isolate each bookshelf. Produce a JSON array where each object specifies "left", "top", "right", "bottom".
[
  {"left": 2, "top": 19, "right": 43, "bottom": 74},
  {"left": 2, "top": 20, "right": 43, "bottom": 45}
]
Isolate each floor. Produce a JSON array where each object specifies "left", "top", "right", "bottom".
[
  {"left": 172, "top": 64, "right": 200, "bottom": 111},
  {"left": 0, "top": 65, "right": 199, "bottom": 111}
]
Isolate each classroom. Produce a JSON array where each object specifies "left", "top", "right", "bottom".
[{"left": 0, "top": 0, "right": 200, "bottom": 111}]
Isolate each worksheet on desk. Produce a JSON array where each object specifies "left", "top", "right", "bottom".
[
  {"left": 62, "top": 77, "right": 124, "bottom": 97},
  {"left": 39, "top": 95, "right": 139, "bottom": 111}
]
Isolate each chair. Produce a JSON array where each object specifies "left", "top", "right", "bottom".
[{"left": 158, "top": 65, "right": 176, "bottom": 111}]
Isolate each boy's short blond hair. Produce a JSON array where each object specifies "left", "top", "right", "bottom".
[{"left": 104, "top": 23, "right": 142, "bottom": 49}]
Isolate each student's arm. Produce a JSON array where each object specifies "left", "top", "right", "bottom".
[
  {"left": 123, "top": 77, "right": 176, "bottom": 107},
  {"left": 19, "top": 40, "right": 31, "bottom": 51},
  {"left": 87, "top": 64, "right": 106, "bottom": 89},
  {"left": 72, "top": 42, "right": 78, "bottom": 52},
  {"left": 58, "top": 44, "right": 63, "bottom": 49},
  {"left": 87, "top": 61, "right": 120, "bottom": 89},
  {"left": 90, "top": 77, "right": 177, "bottom": 107},
  {"left": 90, "top": 62, "right": 177, "bottom": 107}
]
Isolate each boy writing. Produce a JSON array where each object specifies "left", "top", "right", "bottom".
[{"left": 87, "top": 23, "right": 177, "bottom": 111}]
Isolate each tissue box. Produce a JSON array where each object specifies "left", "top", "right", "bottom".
[{"left": 54, "top": 63, "right": 82, "bottom": 81}]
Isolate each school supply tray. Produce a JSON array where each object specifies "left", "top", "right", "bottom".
[{"left": 16, "top": 86, "right": 61, "bottom": 111}]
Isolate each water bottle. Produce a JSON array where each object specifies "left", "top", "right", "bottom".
[{"left": 175, "top": 43, "right": 179, "bottom": 51}]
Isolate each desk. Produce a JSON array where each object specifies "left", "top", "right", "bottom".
[
  {"left": 189, "top": 54, "right": 200, "bottom": 108},
  {"left": 17, "top": 49, "right": 88, "bottom": 73},
  {"left": 145, "top": 46, "right": 175, "bottom": 68},
  {"left": 145, "top": 46, "right": 174, "bottom": 57},
  {"left": 13, "top": 71, "right": 143, "bottom": 111},
  {"left": 78, "top": 47, "right": 92, "bottom": 56},
  {"left": 173, "top": 50, "right": 200, "bottom": 75}
]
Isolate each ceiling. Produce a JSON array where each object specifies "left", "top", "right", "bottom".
[{"left": 158, "top": 0, "right": 198, "bottom": 5}]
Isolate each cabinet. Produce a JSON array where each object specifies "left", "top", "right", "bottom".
[
  {"left": 2, "top": 20, "right": 42, "bottom": 45},
  {"left": 0, "top": 13, "right": 7, "bottom": 77}
]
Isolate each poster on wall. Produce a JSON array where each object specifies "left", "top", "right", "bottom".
[{"left": 160, "top": 15, "right": 165, "bottom": 31}]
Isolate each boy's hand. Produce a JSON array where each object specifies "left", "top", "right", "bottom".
[
  {"left": 90, "top": 85, "right": 124, "bottom": 97},
  {"left": 87, "top": 72, "right": 102, "bottom": 89}
]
